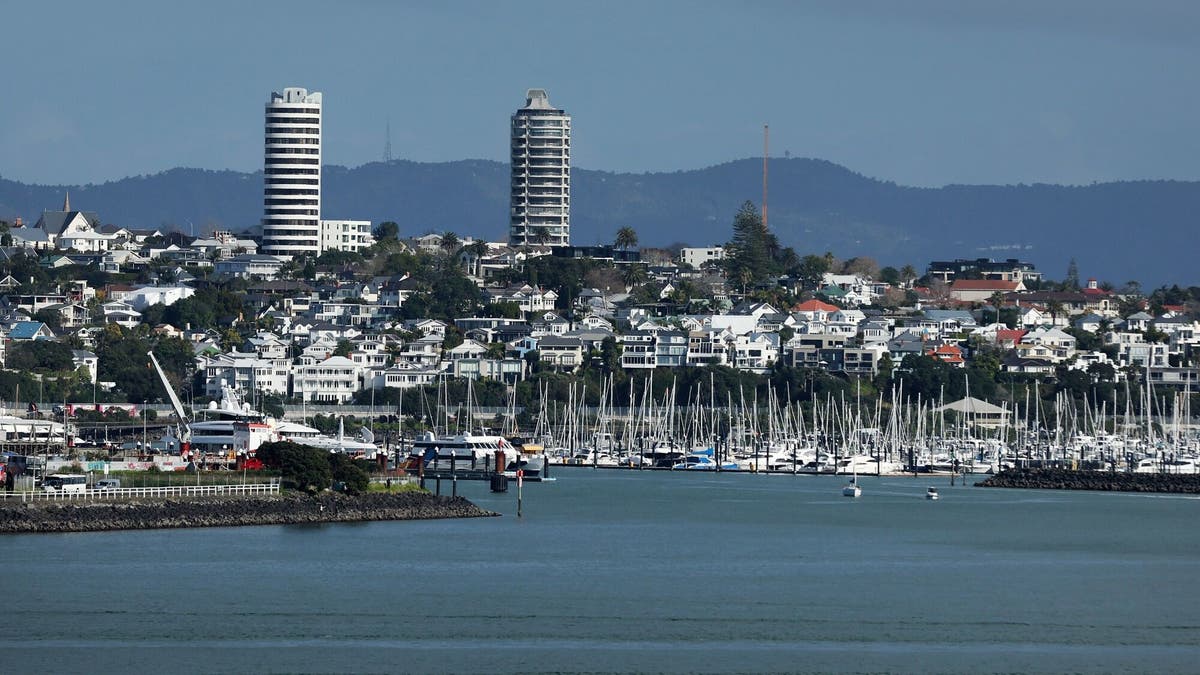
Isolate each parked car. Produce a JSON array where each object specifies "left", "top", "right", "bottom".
[{"left": 92, "top": 479, "right": 121, "bottom": 490}]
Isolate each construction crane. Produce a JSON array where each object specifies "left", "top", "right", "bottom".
[{"left": 148, "top": 351, "right": 191, "bottom": 458}]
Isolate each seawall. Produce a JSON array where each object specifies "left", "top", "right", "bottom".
[
  {"left": 0, "top": 492, "right": 498, "bottom": 534},
  {"left": 976, "top": 468, "right": 1200, "bottom": 493}
]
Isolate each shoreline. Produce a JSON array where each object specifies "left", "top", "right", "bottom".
[
  {"left": 0, "top": 492, "right": 498, "bottom": 534},
  {"left": 975, "top": 468, "right": 1200, "bottom": 493}
]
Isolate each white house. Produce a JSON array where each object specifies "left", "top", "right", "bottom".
[
  {"left": 679, "top": 246, "right": 725, "bottom": 269},
  {"left": 292, "top": 356, "right": 362, "bottom": 403},
  {"left": 214, "top": 254, "right": 286, "bottom": 280},
  {"left": 537, "top": 336, "right": 585, "bottom": 370},
  {"left": 100, "top": 300, "right": 141, "bottom": 329},
  {"left": 109, "top": 285, "right": 196, "bottom": 311},
  {"left": 197, "top": 351, "right": 290, "bottom": 398},
  {"left": 72, "top": 350, "right": 99, "bottom": 384},
  {"left": 368, "top": 364, "right": 441, "bottom": 390},
  {"left": 488, "top": 285, "right": 558, "bottom": 313}
]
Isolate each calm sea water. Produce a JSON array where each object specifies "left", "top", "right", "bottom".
[{"left": 4, "top": 469, "right": 1199, "bottom": 674}]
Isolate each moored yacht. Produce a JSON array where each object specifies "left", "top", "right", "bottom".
[{"left": 410, "top": 431, "right": 548, "bottom": 479}]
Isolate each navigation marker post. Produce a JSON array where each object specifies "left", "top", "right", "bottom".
[{"left": 517, "top": 469, "right": 523, "bottom": 518}]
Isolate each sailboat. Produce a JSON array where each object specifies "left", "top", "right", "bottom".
[{"left": 842, "top": 464, "right": 862, "bottom": 498}]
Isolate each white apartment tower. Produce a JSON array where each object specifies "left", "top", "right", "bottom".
[
  {"left": 509, "top": 89, "right": 570, "bottom": 248},
  {"left": 262, "top": 87, "right": 322, "bottom": 256}
]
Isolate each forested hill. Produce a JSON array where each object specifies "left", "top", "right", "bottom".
[{"left": 1, "top": 158, "right": 1197, "bottom": 286}]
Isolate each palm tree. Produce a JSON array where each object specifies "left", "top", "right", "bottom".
[
  {"left": 1046, "top": 300, "right": 1065, "bottom": 327},
  {"left": 531, "top": 227, "right": 551, "bottom": 248},
  {"left": 620, "top": 263, "right": 647, "bottom": 291},
  {"left": 614, "top": 226, "right": 638, "bottom": 251},
  {"left": 737, "top": 268, "right": 753, "bottom": 296},
  {"left": 467, "top": 240, "right": 488, "bottom": 277},
  {"left": 440, "top": 231, "right": 460, "bottom": 255}
]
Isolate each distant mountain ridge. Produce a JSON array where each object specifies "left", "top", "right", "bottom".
[{"left": 1, "top": 158, "right": 1196, "bottom": 286}]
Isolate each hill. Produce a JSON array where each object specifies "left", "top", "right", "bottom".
[{"left": 1, "top": 158, "right": 1196, "bottom": 286}]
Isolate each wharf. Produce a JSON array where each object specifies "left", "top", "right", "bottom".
[{"left": 413, "top": 469, "right": 551, "bottom": 482}]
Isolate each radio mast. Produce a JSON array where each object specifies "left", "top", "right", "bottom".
[{"left": 762, "top": 124, "right": 769, "bottom": 229}]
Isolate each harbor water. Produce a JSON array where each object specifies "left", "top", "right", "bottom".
[{"left": 4, "top": 469, "right": 1200, "bottom": 674}]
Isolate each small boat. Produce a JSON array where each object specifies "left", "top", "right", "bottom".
[
  {"left": 926, "top": 487, "right": 939, "bottom": 500},
  {"left": 842, "top": 476, "right": 862, "bottom": 498}
]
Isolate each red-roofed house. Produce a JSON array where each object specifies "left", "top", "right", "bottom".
[
  {"left": 948, "top": 279, "right": 1025, "bottom": 303},
  {"left": 792, "top": 299, "right": 841, "bottom": 322},
  {"left": 927, "top": 343, "right": 965, "bottom": 367},
  {"left": 995, "top": 329, "right": 1027, "bottom": 349},
  {"left": 1081, "top": 279, "right": 1114, "bottom": 297}
]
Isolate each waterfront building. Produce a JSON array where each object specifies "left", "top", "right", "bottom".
[
  {"left": 262, "top": 87, "right": 322, "bottom": 256},
  {"left": 509, "top": 89, "right": 570, "bottom": 248}
]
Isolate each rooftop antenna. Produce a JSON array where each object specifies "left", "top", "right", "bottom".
[
  {"left": 383, "top": 118, "right": 394, "bottom": 162},
  {"left": 762, "top": 124, "right": 769, "bottom": 230}
]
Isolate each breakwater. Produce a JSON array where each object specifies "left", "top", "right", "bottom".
[
  {"left": 0, "top": 492, "right": 497, "bottom": 534},
  {"left": 976, "top": 468, "right": 1200, "bottom": 493}
]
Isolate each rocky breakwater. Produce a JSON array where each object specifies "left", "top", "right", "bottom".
[
  {"left": 976, "top": 468, "right": 1200, "bottom": 493},
  {"left": 0, "top": 492, "right": 498, "bottom": 534}
]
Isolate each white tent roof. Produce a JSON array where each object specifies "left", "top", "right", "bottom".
[{"left": 934, "top": 396, "right": 1007, "bottom": 416}]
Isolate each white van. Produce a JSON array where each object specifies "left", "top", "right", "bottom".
[{"left": 93, "top": 478, "right": 121, "bottom": 491}]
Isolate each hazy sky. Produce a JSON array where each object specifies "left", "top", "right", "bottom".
[{"left": 4, "top": 0, "right": 1199, "bottom": 187}]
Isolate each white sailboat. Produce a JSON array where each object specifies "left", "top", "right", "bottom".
[{"left": 842, "top": 463, "right": 862, "bottom": 498}]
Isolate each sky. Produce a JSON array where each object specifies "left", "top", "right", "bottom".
[{"left": 3, "top": 0, "right": 1199, "bottom": 188}]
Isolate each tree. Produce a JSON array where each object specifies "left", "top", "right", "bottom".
[
  {"left": 1046, "top": 300, "right": 1065, "bottom": 326},
  {"left": 614, "top": 226, "right": 638, "bottom": 251},
  {"left": 598, "top": 336, "right": 622, "bottom": 373},
  {"left": 440, "top": 231, "right": 460, "bottom": 255},
  {"left": 900, "top": 264, "right": 919, "bottom": 286},
  {"left": 620, "top": 263, "right": 648, "bottom": 291},
  {"left": 315, "top": 249, "right": 364, "bottom": 268},
  {"left": 280, "top": 444, "right": 333, "bottom": 493},
  {"left": 796, "top": 254, "right": 831, "bottom": 290},
  {"left": 841, "top": 256, "right": 881, "bottom": 280},
  {"left": 7, "top": 341, "right": 75, "bottom": 372},
  {"left": 220, "top": 328, "right": 243, "bottom": 351},
  {"left": 329, "top": 452, "right": 370, "bottom": 494},
  {"left": 373, "top": 221, "right": 399, "bottom": 241},
  {"left": 32, "top": 308, "right": 63, "bottom": 335},
  {"left": 724, "top": 201, "right": 779, "bottom": 286},
  {"left": 333, "top": 339, "right": 354, "bottom": 357},
  {"left": 466, "top": 240, "right": 489, "bottom": 277},
  {"left": 583, "top": 266, "right": 624, "bottom": 294},
  {"left": 1065, "top": 258, "right": 1080, "bottom": 290}
]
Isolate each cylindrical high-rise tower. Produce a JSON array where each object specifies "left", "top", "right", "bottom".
[
  {"left": 262, "top": 87, "right": 322, "bottom": 256},
  {"left": 509, "top": 89, "right": 570, "bottom": 248}
]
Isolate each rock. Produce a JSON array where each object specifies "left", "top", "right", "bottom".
[
  {"left": 0, "top": 492, "right": 498, "bottom": 534},
  {"left": 975, "top": 468, "right": 1200, "bottom": 493}
]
